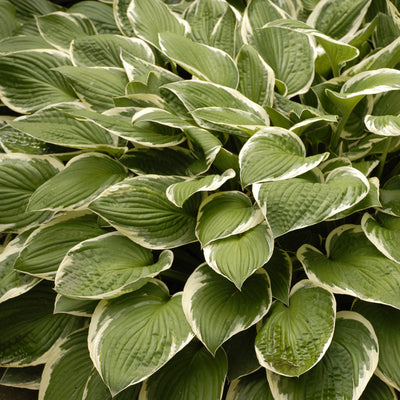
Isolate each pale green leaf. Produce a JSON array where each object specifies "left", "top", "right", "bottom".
[
  {"left": 0, "top": 231, "right": 40, "bottom": 303},
  {"left": 307, "top": 0, "right": 372, "bottom": 42},
  {"left": 54, "top": 66, "right": 128, "bottom": 112},
  {"left": 196, "top": 191, "right": 264, "bottom": 246},
  {"left": 298, "top": 224, "right": 400, "bottom": 309},
  {"left": 203, "top": 223, "right": 274, "bottom": 288},
  {"left": 254, "top": 167, "right": 369, "bottom": 237},
  {"left": 352, "top": 301, "right": 400, "bottom": 391},
  {"left": 267, "top": 311, "right": 379, "bottom": 400},
  {"left": 166, "top": 169, "right": 236, "bottom": 207},
  {"left": 0, "top": 35, "right": 55, "bottom": 53},
  {"left": 89, "top": 175, "right": 199, "bottom": 249},
  {"left": 131, "top": 108, "right": 193, "bottom": 130},
  {"left": 28, "top": 153, "right": 128, "bottom": 212},
  {"left": 226, "top": 369, "right": 274, "bottom": 400},
  {"left": 36, "top": 12, "right": 97, "bottom": 52},
  {"left": 88, "top": 281, "right": 193, "bottom": 395},
  {"left": 263, "top": 248, "right": 292, "bottom": 305},
  {"left": 240, "top": 127, "right": 329, "bottom": 187},
  {"left": 159, "top": 32, "right": 239, "bottom": 88},
  {"left": 364, "top": 114, "right": 400, "bottom": 136},
  {"left": 0, "top": 51, "right": 77, "bottom": 113},
  {"left": 289, "top": 115, "right": 338, "bottom": 135},
  {"left": 71, "top": 34, "right": 154, "bottom": 67},
  {"left": 362, "top": 212, "right": 400, "bottom": 264},
  {"left": 183, "top": 264, "right": 272, "bottom": 354},
  {"left": 0, "top": 0, "right": 18, "bottom": 39},
  {"left": 9, "top": 108, "right": 119, "bottom": 151},
  {"left": 0, "top": 283, "right": 82, "bottom": 367},
  {"left": 54, "top": 295, "right": 98, "bottom": 317},
  {"left": 127, "top": 0, "right": 190, "bottom": 49},
  {"left": 139, "top": 340, "right": 227, "bottom": 400},
  {"left": 0, "top": 154, "right": 63, "bottom": 232},
  {"left": 14, "top": 212, "right": 105, "bottom": 279},
  {"left": 55, "top": 231, "right": 173, "bottom": 299},
  {"left": 114, "top": 0, "right": 134, "bottom": 36},
  {"left": 236, "top": 44, "right": 275, "bottom": 108},
  {"left": 255, "top": 280, "right": 336, "bottom": 376},
  {"left": 249, "top": 25, "right": 316, "bottom": 97},
  {"left": 0, "top": 366, "right": 42, "bottom": 391}
]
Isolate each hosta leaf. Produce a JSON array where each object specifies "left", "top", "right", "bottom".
[
  {"left": 183, "top": 264, "right": 272, "bottom": 354},
  {"left": 71, "top": 34, "right": 154, "bottom": 67},
  {"left": 239, "top": 127, "right": 329, "bottom": 187},
  {"left": 0, "top": 154, "right": 63, "bottom": 232},
  {"left": 55, "top": 231, "right": 173, "bottom": 299},
  {"left": 0, "top": 366, "right": 42, "bottom": 390},
  {"left": 166, "top": 169, "right": 236, "bottom": 207},
  {"left": 263, "top": 248, "right": 292, "bottom": 305},
  {"left": 364, "top": 114, "right": 400, "bottom": 136},
  {"left": 0, "top": 231, "right": 40, "bottom": 303},
  {"left": 88, "top": 280, "right": 193, "bottom": 395},
  {"left": 360, "top": 375, "right": 398, "bottom": 400},
  {"left": 127, "top": 0, "right": 190, "bottom": 49},
  {"left": 253, "top": 167, "right": 369, "bottom": 237},
  {"left": 255, "top": 280, "right": 336, "bottom": 376},
  {"left": 380, "top": 175, "right": 400, "bottom": 216},
  {"left": 89, "top": 175, "right": 199, "bottom": 249},
  {"left": 36, "top": 12, "right": 97, "bottom": 52},
  {"left": 68, "top": 1, "right": 120, "bottom": 34},
  {"left": 362, "top": 213, "right": 400, "bottom": 263},
  {"left": 54, "top": 295, "right": 98, "bottom": 317},
  {"left": 38, "top": 329, "right": 95, "bottom": 400},
  {"left": 139, "top": 340, "right": 227, "bottom": 400},
  {"left": 9, "top": 0, "right": 60, "bottom": 22},
  {"left": 0, "top": 283, "right": 82, "bottom": 367},
  {"left": 236, "top": 44, "right": 275, "bottom": 108},
  {"left": 61, "top": 106, "right": 185, "bottom": 147},
  {"left": 161, "top": 81, "right": 269, "bottom": 128},
  {"left": 298, "top": 225, "right": 400, "bottom": 309},
  {"left": 114, "top": 0, "right": 134, "bottom": 36},
  {"left": 307, "top": 0, "right": 372, "bottom": 42},
  {"left": 352, "top": 301, "right": 400, "bottom": 391},
  {"left": 196, "top": 191, "right": 264, "bottom": 246},
  {"left": 159, "top": 32, "right": 239, "bottom": 88},
  {"left": 0, "top": 35, "right": 55, "bottom": 53},
  {"left": 0, "top": 51, "right": 77, "bottom": 113},
  {"left": 267, "top": 311, "right": 379, "bottom": 400},
  {"left": 131, "top": 108, "right": 193, "bottom": 130},
  {"left": 226, "top": 369, "right": 274, "bottom": 400},
  {"left": 14, "top": 212, "right": 105, "bottom": 279},
  {"left": 54, "top": 66, "right": 128, "bottom": 112},
  {"left": 203, "top": 223, "right": 274, "bottom": 288},
  {"left": 9, "top": 108, "right": 119, "bottom": 151},
  {"left": 249, "top": 25, "right": 316, "bottom": 97},
  {"left": 28, "top": 153, "right": 127, "bottom": 212},
  {"left": 0, "top": 0, "right": 18, "bottom": 39}
]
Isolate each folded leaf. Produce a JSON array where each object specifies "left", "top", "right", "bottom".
[
  {"left": 183, "top": 264, "right": 272, "bottom": 354},
  {"left": 255, "top": 280, "right": 336, "bottom": 376},
  {"left": 364, "top": 114, "right": 400, "bottom": 136},
  {"left": 55, "top": 232, "right": 173, "bottom": 299},
  {"left": 298, "top": 224, "right": 400, "bottom": 309},
  {"left": 88, "top": 281, "right": 193, "bottom": 395}
]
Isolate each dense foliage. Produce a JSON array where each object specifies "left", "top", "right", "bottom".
[{"left": 0, "top": 0, "right": 400, "bottom": 398}]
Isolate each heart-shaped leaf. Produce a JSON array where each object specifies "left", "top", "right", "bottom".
[
  {"left": 89, "top": 175, "right": 199, "bottom": 250},
  {"left": 253, "top": 167, "right": 369, "bottom": 237},
  {"left": 88, "top": 280, "right": 193, "bottom": 395},
  {"left": 55, "top": 232, "right": 173, "bottom": 299},
  {"left": 196, "top": 191, "right": 264, "bottom": 246},
  {"left": 267, "top": 311, "right": 378, "bottom": 399},
  {"left": 352, "top": 301, "right": 400, "bottom": 391},
  {"left": 239, "top": 127, "right": 329, "bottom": 187},
  {"left": 159, "top": 32, "right": 239, "bottom": 88},
  {"left": 183, "top": 264, "right": 272, "bottom": 354},
  {"left": 203, "top": 223, "right": 274, "bottom": 288},
  {"left": 362, "top": 212, "right": 400, "bottom": 263},
  {"left": 255, "top": 280, "right": 336, "bottom": 376},
  {"left": 139, "top": 340, "right": 227, "bottom": 400},
  {"left": 166, "top": 169, "right": 235, "bottom": 208},
  {"left": 14, "top": 212, "right": 105, "bottom": 279},
  {"left": 298, "top": 224, "right": 400, "bottom": 309}
]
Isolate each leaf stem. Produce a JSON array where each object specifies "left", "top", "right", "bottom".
[
  {"left": 377, "top": 136, "right": 393, "bottom": 180},
  {"left": 330, "top": 111, "right": 350, "bottom": 154}
]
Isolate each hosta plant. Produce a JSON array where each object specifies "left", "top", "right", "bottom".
[{"left": 0, "top": 0, "right": 400, "bottom": 399}]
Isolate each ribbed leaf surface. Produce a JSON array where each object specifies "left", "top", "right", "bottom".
[{"left": 183, "top": 264, "right": 272, "bottom": 354}]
